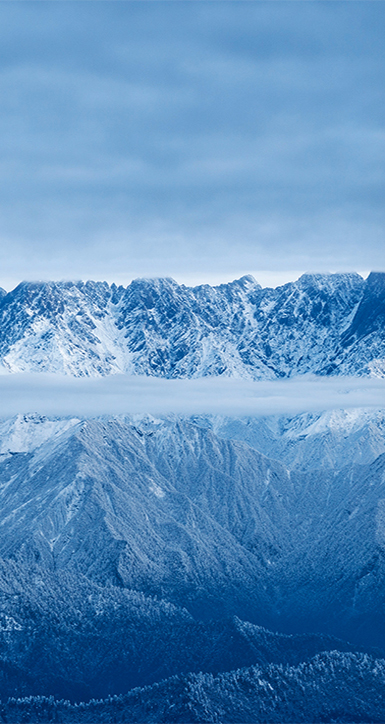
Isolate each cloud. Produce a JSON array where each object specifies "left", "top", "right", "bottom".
[
  {"left": 0, "top": 1, "right": 384, "bottom": 286},
  {"left": 0, "top": 374, "right": 384, "bottom": 419}
]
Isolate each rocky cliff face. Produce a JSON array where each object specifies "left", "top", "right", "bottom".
[{"left": 0, "top": 271, "right": 384, "bottom": 378}]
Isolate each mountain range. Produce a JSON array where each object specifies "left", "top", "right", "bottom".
[
  {"left": 0, "top": 271, "right": 384, "bottom": 378},
  {"left": 0, "top": 272, "right": 385, "bottom": 722}
]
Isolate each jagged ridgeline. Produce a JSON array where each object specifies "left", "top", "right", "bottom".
[
  {"left": 0, "top": 271, "right": 384, "bottom": 378},
  {"left": 0, "top": 272, "right": 385, "bottom": 722}
]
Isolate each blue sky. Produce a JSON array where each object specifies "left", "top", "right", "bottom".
[{"left": 0, "top": 1, "right": 384, "bottom": 289}]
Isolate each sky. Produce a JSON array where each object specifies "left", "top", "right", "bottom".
[
  {"left": 1, "top": 373, "right": 385, "bottom": 418},
  {"left": 0, "top": 1, "right": 384, "bottom": 290}
]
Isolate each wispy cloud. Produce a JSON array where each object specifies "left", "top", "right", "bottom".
[{"left": 0, "top": 374, "right": 384, "bottom": 419}]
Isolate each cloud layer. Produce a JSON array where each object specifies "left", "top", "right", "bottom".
[
  {"left": 0, "top": 374, "right": 384, "bottom": 419},
  {"left": 0, "top": 2, "right": 384, "bottom": 288}
]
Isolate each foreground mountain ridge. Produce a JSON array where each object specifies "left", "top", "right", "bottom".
[
  {"left": 0, "top": 271, "right": 384, "bottom": 378},
  {"left": 3, "top": 651, "right": 385, "bottom": 723},
  {"left": 1, "top": 413, "right": 385, "bottom": 647},
  {"left": 1, "top": 411, "right": 385, "bottom": 720}
]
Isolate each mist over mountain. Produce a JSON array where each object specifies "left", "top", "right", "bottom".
[{"left": 0, "top": 272, "right": 385, "bottom": 722}]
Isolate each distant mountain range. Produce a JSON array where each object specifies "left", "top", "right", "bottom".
[{"left": 0, "top": 270, "right": 384, "bottom": 378}]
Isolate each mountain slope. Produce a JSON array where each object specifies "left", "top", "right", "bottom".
[
  {"left": 1, "top": 414, "right": 385, "bottom": 647},
  {"left": 0, "top": 558, "right": 367, "bottom": 703}
]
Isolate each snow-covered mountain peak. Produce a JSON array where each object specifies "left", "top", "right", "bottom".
[
  {"left": 221, "top": 274, "right": 260, "bottom": 291},
  {"left": 0, "top": 413, "right": 80, "bottom": 454},
  {"left": 0, "top": 271, "right": 383, "bottom": 378},
  {"left": 296, "top": 271, "right": 363, "bottom": 290}
]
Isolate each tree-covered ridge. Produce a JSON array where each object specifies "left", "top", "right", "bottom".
[{"left": 2, "top": 651, "right": 385, "bottom": 723}]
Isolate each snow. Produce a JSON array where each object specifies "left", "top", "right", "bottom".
[
  {"left": 0, "top": 414, "right": 80, "bottom": 454},
  {"left": 0, "top": 272, "right": 382, "bottom": 380}
]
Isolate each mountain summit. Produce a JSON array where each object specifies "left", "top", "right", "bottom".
[{"left": 0, "top": 271, "right": 383, "bottom": 378}]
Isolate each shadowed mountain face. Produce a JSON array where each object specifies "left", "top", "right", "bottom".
[
  {"left": 0, "top": 558, "right": 368, "bottom": 704},
  {"left": 342, "top": 272, "right": 385, "bottom": 345},
  {"left": 3, "top": 651, "right": 385, "bottom": 724},
  {"left": 1, "top": 271, "right": 384, "bottom": 378}
]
